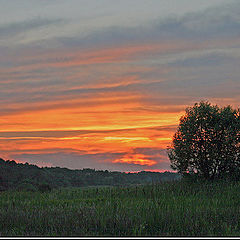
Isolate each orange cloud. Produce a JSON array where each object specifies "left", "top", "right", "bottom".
[
  {"left": 143, "top": 169, "right": 175, "bottom": 173},
  {"left": 113, "top": 153, "right": 157, "bottom": 166},
  {"left": 0, "top": 39, "right": 201, "bottom": 75}
]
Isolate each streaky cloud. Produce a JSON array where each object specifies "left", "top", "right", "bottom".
[
  {"left": 169, "top": 52, "right": 239, "bottom": 68},
  {"left": 0, "top": 17, "right": 65, "bottom": 39}
]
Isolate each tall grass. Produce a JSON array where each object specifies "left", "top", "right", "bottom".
[{"left": 0, "top": 180, "right": 240, "bottom": 236}]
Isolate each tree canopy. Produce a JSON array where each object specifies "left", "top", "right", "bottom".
[{"left": 168, "top": 101, "right": 240, "bottom": 180}]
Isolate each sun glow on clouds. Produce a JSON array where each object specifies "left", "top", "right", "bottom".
[
  {"left": 0, "top": 58, "right": 182, "bottom": 170},
  {"left": 113, "top": 153, "right": 157, "bottom": 166},
  {"left": 0, "top": 40, "right": 191, "bottom": 171},
  {"left": 103, "top": 136, "right": 151, "bottom": 143}
]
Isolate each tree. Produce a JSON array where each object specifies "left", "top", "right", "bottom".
[{"left": 168, "top": 101, "right": 240, "bottom": 180}]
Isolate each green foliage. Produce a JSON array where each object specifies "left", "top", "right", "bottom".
[
  {"left": 0, "top": 181, "right": 240, "bottom": 236},
  {"left": 168, "top": 101, "right": 240, "bottom": 180}
]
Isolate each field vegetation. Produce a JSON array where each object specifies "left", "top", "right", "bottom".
[{"left": 0, "top": 179, "right": 240, "bottom": 237}]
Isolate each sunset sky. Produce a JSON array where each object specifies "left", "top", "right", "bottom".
[{"left": 1, "top": 0, "right": 240, "bottom": 172}]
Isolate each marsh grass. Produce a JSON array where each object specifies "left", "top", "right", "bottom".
[{"left": 0, "top": 180, "right": 240, "bottom": 236}]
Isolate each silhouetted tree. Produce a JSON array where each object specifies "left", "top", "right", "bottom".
[{"left": 168, "top": 101, "right": 240, "bottom": 180}]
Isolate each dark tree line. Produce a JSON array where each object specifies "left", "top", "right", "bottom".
[{"left": 0, "top": 158, "right": 180, "bottom": 192}]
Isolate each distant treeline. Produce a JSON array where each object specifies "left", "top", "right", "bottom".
[{"left": 0, "top": 158, "right": 180, "bottom": 191}]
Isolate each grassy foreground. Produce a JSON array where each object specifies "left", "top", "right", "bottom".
[{"left": 0, "top": 180, "right": 240, "bottom": 237}]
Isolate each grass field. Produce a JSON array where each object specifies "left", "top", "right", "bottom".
[{"left": 0, "top": 180, "right": 240, "bottom": 237}]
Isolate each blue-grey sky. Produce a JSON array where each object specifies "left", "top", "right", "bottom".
[{"left": 0, "top": 0, "right": 234, "bottom": 46}]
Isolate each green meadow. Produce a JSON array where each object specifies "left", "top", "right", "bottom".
[{"left": 1, "top": 180, "right": 240, "bottom": 237}]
